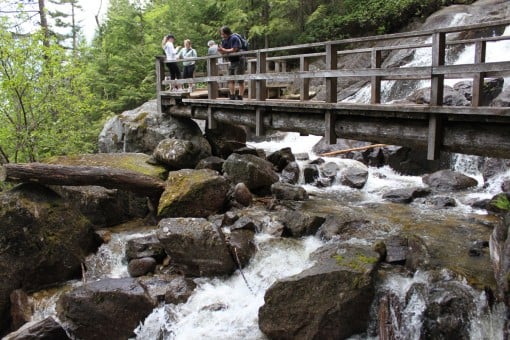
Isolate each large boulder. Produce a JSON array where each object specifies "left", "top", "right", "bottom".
[
  {"left": 156, "top": 217, "right": 236, "bottom": 277},
  {"left": 223, "top": 153, "right": 279, "bottom": 194},
  {"left": 258, "top": 243, "right": 380, "bottom": 339},
  {"left": 153, "top": 137, "right": 212, "bottom": 170},
  {"left": 0, "top": 183, "right": 101, "bottom": 335},
  {"left": 98, "top": 100, "right": 204, "bottom": 154},
  {"left": 56, "top": 278, "right": 156, "bottom": 340},
  {"left": 422, "top": 169, "right": 478, "bottom": 191},
  {"left": 157, "top": 169, "right": 230, "bottom": 218}
]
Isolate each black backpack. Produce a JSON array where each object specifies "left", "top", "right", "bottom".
[{"left": 232, "top": 33, "right": 249, "bottom": 51}]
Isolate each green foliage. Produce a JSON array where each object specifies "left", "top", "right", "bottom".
[
  {"left": 492, "top": 194, "right": 510, "bottom": 212},
  {"left": 0, "top": 26, "right": 101, "bottom": 163}
]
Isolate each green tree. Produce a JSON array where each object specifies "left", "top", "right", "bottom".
[{"left": 0, "top": 26, "right": 101, "bottom": 163}]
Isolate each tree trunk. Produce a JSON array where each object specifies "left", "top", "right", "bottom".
[{"left": 1, "top": 163, "right": 166, "bottom": 199}]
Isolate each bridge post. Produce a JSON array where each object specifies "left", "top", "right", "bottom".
[
  {"left": 256, "top": 51, "right": 268, "bottom": 136},
  {"left": 248, "top": 60, "right": 256, "bottom": 99},
  {"left": 428, "top": 31, "right": 446, "bottom": 160},
  {"left": 300, "top": 56, "right": 310, "bottom": 101},
  {"left": 471, "top": 40, "right": 486, "bottom": 107},
  {"left": 156, "top": 56, "right": 165, "bottom": 113},
  {"left": 207, "top": 57, "right": 219, "bottom": 129},
  {"left": 325, "top": 44, "right": 338, "bottom": 143},
  {"left": 371, "top": 49, "right": 382, "bottom": 104}
]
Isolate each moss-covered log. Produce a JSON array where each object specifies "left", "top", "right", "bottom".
[{"left": 0, "top": 163, "right": 166, "bottom": 198}]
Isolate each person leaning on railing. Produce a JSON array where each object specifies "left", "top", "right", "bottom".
[{"left": 218, "top": 25, "right": 245, "bottom": 100}]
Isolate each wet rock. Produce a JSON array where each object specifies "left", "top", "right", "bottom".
[
  {"left": 50, "top": 185, "right": 149, "bottom": 229},
  {"left": 320, "top": 161, "right": 339, "bottom": 179},
  {"left": 259, "top": 243, "right": 380, "bottom": 339},
  {"left": 453, "top": 77, "right": 504, "bottom": 105},
  {"left": 0, "top": 183, "right": 101, "bottom": 334},
  {"left": 157, "top": 217, "right": 235, "bottom": 277},
  {"left": 279, "top": 210, "right": 326, "bottom": 237},
  {"left": 204, "top": 122, "right": 247, "bottom": 159},
  {"left": 227, "top": 229, "right": 256, "bottom": 268},
  {"left": 157, "top": 169, "right": 230, "bottom": 218},
  {"left": 303, "top": 164, "right": 320, "bottom": 184},
  {"left": 383, "top": 187, "right": 431, "bottom": 204},
  {"left": 9, "top": 290, "right": 32, "bottom": 332},
  {"left": 267, "top": 147, "right": 296, "bottom": 172},
  {"left": 137, "top": 275, "right": 196, "bottom": 304},
  {"left": 386, "top": 146, "right": 446, "bottom": 176},
  {"left": 3, "top": 317, "right": 69, "bottom": 340},
  {"left": 153, "top": 137, "right": 212, "bottom": 169},
  {"left": 195, "top": 156, "right": 225, "bottom": 173},
  {"left": 422, "top": 169, "right": 478, "bottom": 191},
  {"left": 340, "top": 163, "right": 369, "bottom": 189},
  {"left": 316, "top": 209, "right": 371, "bottom": 241},
  {"left": 125, "top": 234, "right": 166, "bottom": 262},
  {"left": 57, "top": 278, "right": 156, "bottom": 340},
  {"left": 128, "top": 257, "right": 157, "bottom": 277},
  {"left": 406, "top": 85, "right": 470, "bottom": 106},
  {"left": 424, "top": 195, "right": 457, "bottom": 208},
  {"left": 421, "top": 281, "right": 477, "bottom": 339},
  {"left": 281, "top": 161, "right": 300, "bottom": 184},
  {"left": 271, "top": 182, "right": 309, "bottom": 201},
  {"left": 232, "top": 182, "right": 253, "bottom": 207},
  {"left": 223, "top": 153, "right": 279, "bottom": 194}
]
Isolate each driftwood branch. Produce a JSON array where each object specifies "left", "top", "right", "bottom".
[
  {"left": 0, "top": 163, "right": 166, "bottom": 198},
  {"left": 319, "top": 144, "right": 388, "bottom": 157}
]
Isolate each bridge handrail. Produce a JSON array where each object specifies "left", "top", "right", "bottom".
[{"left": 156, "top": 18, "right": 510, "bottom": 108}]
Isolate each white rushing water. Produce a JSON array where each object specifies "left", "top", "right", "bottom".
[{"left": 134, "top": 235, "right": 323, "bottom": 339}]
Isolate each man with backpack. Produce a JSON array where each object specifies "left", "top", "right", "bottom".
[{"left": 218, "top": 26, "right": 247, "bottom": 100}]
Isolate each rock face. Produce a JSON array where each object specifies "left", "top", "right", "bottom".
[
  {"left": 0, "top": 183, "right": 100, "bottom": 335},
  {"left": 57, "top": 278, "right": 156, "bottom": 340},
  {"left": 258, "top": 244, "right": 380, "bottom": 339},
  {"left": 158, "top": 169, "right": 230, "bottom": 218},
  {"left": 98, "top": 100, "right": 204, "bottom": 154}
]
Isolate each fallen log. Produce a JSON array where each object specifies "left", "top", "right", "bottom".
[
  {"left": 319, "top": 143, "right": 388, "bottom": 157},
  {"left": 0, "top": 163, "right": 166, "bottom": 198}
]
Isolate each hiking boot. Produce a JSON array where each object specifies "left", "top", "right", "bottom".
[
  {"left": 229, "top": 94, "right": 236, "bottom": 100},
  {"left": 235, "top": 95, "right": 243, "bottom": 100}
]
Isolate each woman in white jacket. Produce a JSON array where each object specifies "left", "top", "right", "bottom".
[{"left": 162, "top": 34, "right": 181, "bottom": 90}]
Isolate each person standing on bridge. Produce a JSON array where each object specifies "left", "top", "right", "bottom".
[
  {"left": 218, "top": 26, "right": 245, "bottom": 100},
  {"left": 162, "top": 34, "right": 182, "bottom": 91},
  {"left": 178, "top": 39, "right": 197, "bottom": 92}
]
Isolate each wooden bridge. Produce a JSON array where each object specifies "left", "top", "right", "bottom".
[{"left": 156, "top": 19, "right": 510, "bottom": 160}]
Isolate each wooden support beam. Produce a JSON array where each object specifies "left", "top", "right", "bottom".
[
  {"left": 207, "top": 106, "right": 217, "bottom": 129},
  {"left": 256, "top": 108, "right": 265, "bottom": 136},
  {"left": 325, "top": 44, "right": 338, "bottom": 104},
  {"left": 430, "top": 32, "right": 445, "bottom": 106},
  {"left": 427, "top": 113, "right": 443, "bottom": 160},
  {"left": 325, "top": 110, "right": 336, "bottom": 144},
  {"left": 472, "top": 40, "right": 486, "bottom": 107},
  {"left": 371, "top": 50, "right": 382, "bottom": 104},
  {"left": 256, "top": 52, "right": 267, "bottom": 101},
  {"left": 207, "top": 58, "right": 219, "bottom": 100},
  {"left": 300, "top": 56, "right": 310, "bottom": 101}
]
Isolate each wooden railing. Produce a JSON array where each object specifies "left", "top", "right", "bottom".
[{"left": 156, "top": 19, "right": 510, "bottom": 159}]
